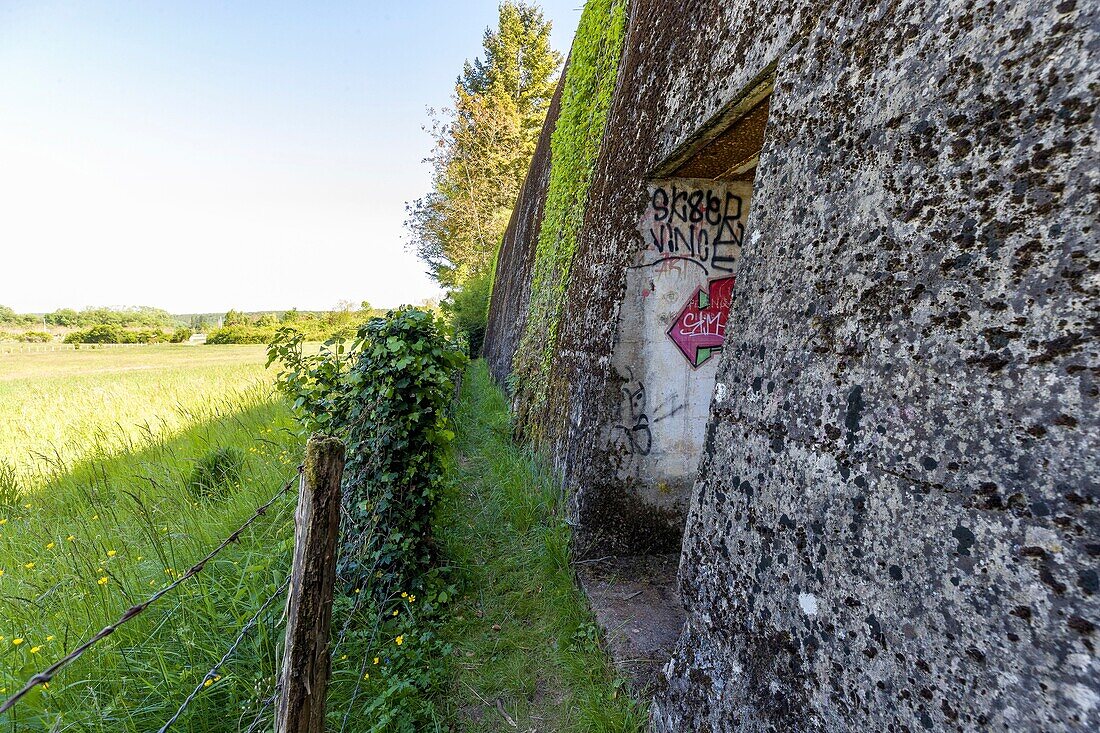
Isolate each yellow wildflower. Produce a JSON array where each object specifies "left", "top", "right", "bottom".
[
  {"left": 408, "top": 595, "right": 416, "bottom": 602},
  {"left": 46, "top": 635, "right": 54, "bottom": 641},
  {"left": 392, "top": 610, "right": 399, "bottom": 616},
  {"left": 45, "top": 542, "right": 55, "bottom": 550},
  {"left": 0, "top": 518, "right": 6, "bottom": 525},
  {"left": 137, "top": 555, "right": 143, "bottom": 561},
  {"left": 373, "top": 657, "right": 379, "bottom": 665},
  {"left": 203, "top": 679, "right": 213, "bottom": 688},
  {"left": 340, "top": 654, "right": 347, "bottom": 661},
  {"left": 107, "top": 550, "right": 117, "bottom": 557},
  {"left": 0, "top": 569, "right": 5, "bottom": 577},
  {"left": 23, "top": 562, "right": 34, "bottom": 570},
  {"left": 30, "top": 646, "right": 41, "bottom": 654},
  {"left": 92, "top": 514, "right": 99, "bottom": 520},
  {"left": 395, "top": 635, "right": 404, "bottom": 646},
  {"left": 66, "top": 535, "right": 75, "bottom": 542},
  {"left": 401, "top": 592, "right": 408, "bottom": 598},
  {"left": 23, "top": 503, "right": 31, "bottom": 509},
  {"left": 363, "top": 672, "right": 370, "bottom": 680},
  {"left": 12, "top": 638, "right": 23, "bottom": 645},
  {"left": 98, "top": 576, "right": 108, "bottom": 585}
]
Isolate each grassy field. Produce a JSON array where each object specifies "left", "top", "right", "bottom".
[
  {"left": 0, "top": 347, "right": 643, "bottom": 731},
  {"left": 0, "top": 345, "right": 303, "bottom": 731},
  {"left": 0, "top": 344, "right": 273, "bottom": 488}
]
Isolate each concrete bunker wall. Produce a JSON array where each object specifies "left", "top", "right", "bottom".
[
  {"left": 486, "top": 0, "right": 1098, "bottom": 729},
  {"left": 483, "top": 73, "right": 566, "bottom": 384}
]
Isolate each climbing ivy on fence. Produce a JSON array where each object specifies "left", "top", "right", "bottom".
[
  {"left": 509, "top": 0, "right": 627, "bottom": 439},
  {"left": 267, "top": 308, "right": 466, "bottom": 588}
]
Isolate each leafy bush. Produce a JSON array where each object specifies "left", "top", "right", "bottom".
[
  {"left": 268, "top": 307, "right": 465, "bottom": 729},
  {"left": 206, "top": 325, "right": 277, "bottom": 344},
  {"left": 445, "top": 270, "right": 491, "bottom": 357},
  {"left": 63, "top": 326, "right": 170, "bottom": 344},
  {"left": 17, "top": 331, "right": 52, "bottom": 343},
  {"left": 65, "top": 324, "right": 123, "bottom": 344},
  {"left": 169, "top": 327, "right": 193, "bottom": 343},
  {"left": 268, "top": 308, "right": 466, "bottom": 586},
  {"left": 186, "top": 446, "right": 246, "bottom": 501}
]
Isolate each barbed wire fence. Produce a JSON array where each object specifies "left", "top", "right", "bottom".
[
  {"left": 0, "top": 432, "right": 407, "bottom": 733},
  {"left": 0, "top": 471, "right": 299, "bottom": 717}
]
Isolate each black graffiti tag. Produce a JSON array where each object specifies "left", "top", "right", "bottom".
[{"left": 645, "top": 185, "right": 744, "bottom": 274}]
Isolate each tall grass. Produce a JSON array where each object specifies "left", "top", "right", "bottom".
[
  {"left": 432, "top": 362, "right": 647, "bottom": 731},
  {"left": 0, "top": 345, "right": 302, "bottom": 731},
  {"left": 0, "top": 344, "right": 272, "bottom": 487}
]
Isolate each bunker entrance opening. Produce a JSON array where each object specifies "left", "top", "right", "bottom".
[
  {"left": 612, "top": 83, "right": 773, "bottom": 536},
  {"left": 582, "top": 83, "right": 773, "bottom": 695}
]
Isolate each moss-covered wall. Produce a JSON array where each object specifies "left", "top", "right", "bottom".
[
  {"left": 485, "top": 0, "right": 1098, "bottom": 730},
  {"left": 506, "top": 0, "right": 628, "bottom": 440}
]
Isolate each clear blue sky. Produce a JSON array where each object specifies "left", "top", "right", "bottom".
[{"left": 0, "top": 1, "right": 582, "bottom": 313}]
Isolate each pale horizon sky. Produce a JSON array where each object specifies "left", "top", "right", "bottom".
[{"left": 0, "top": 1, "right": 581, "bottom": 314}]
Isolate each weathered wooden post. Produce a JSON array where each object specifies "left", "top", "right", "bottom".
[{"left": 275, "top": 435, "right": 345, "bottom": 733}]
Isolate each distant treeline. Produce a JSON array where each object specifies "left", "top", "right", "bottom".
[
  {"left": 205, "top": 306, "right": 385, "bottom": 344},
  {"left": 0, "top": 303, "right": 441, "bottom": 345},
  {"left": 0, "top": 305, "right": 179, "bottom": 329}
]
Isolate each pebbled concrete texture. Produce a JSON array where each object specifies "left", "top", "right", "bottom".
[
  {"left": 656, "top": 1, "right": 1099, "bottom": 730},
  {"left": 485, "top": 0, "right": 1099, "bottom": 730}
]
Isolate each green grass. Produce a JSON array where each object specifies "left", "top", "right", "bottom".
[
  {"left": 0, "top": 349, "right": 644, "bottom": 731},
  {"left": 0, "top": 345, "right": 303, "bottom": 731},
  {"left": 0, "top": 344, "right": 272, "bottom": 486},
  {"left": 432, "top": 362, "right": 647, "bottom": 732}
]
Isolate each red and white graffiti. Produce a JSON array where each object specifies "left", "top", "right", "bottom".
[{"left": 667, "top": 276, "right": 735, "bottom": 367}]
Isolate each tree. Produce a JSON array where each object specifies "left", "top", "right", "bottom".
[
  {"left": 406, "top": 1, "right": 561, "bottom": 347},
  {"left": 223, "top": 309, "right": 249, "bottom": 327}
]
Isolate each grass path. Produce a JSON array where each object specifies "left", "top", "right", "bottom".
[{"left": 432, "top": 363, "right": 647, "bottom": 732}]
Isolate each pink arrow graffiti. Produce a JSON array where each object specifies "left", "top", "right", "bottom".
[{"left": 667, "top": 276, "right": 735, "bottom": 367}]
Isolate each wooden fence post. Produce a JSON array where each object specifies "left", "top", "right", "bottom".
[{"left": 275, "top": 435, "right": 345, "bottom": 733}]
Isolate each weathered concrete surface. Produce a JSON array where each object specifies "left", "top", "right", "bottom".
[
  {"left": 577, "top": 554, "right": 684, "bottom": 695},
  {"left": 485, "top": 0, "right": 1099, "bottom": 730}
]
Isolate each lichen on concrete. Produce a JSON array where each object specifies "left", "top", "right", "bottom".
[{"left": 484, "top": 0, "right": 1099, "bottom": 730}]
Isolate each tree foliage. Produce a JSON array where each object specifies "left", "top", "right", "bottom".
[{"left": 406, "top": 2, "right": 561, "bottom": 347}]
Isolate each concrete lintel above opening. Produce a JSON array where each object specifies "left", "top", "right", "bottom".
[{"left": 650, "top": 66, "right": 775, "bottom": 182}]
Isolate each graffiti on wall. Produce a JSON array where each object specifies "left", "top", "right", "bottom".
[
  {"left": 667, "top": 277, "right": 735, "bottom": 367},
  {"left": 609, "top": 368, "right": 686, "bottom": 455},
  {"left": 635, "top": 183, "right": 746, "bottom": 276}
]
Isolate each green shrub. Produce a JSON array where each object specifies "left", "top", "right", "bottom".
[
  {"left": 170, "top": 327, "right": 193, "bottom": 343},
  {"left": 17, "top": 331, "right": 53, "bottom": 343},
  {"left": 268, "top": 308, "right": 466, "bottom": 586},
  {"left": 445, "top": 270, "right": 491, "bottom": 357},
  {"left": 206, "top": 325, "right": 276, "bottom": 344},
  {"left": 186, "top": 446, "right": 246, "bottom": 501},
  {"left": 65, "top": 324, "right": 122, "bottom": 343}
]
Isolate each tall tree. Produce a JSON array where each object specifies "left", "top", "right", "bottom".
[{"left": 407, "top": 2, "right": 561, "bottom": 296}]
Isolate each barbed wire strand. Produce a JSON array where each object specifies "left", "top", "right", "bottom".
[
  {"left": 0, "top": 468, "right": 301, "bottom": 716},
  {"left": 242, "top": 690, "right": 279, "bottom": 733},
  {"left": 157, "top": 575, "right": 291, "bottom": 733}
]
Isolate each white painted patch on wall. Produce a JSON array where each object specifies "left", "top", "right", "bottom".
[
  {"left": 714, "top": 382, "right": 728, "bottom": 403},
  {"left": 798, "top": 592, "right": 818, "bottom": 616}
]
